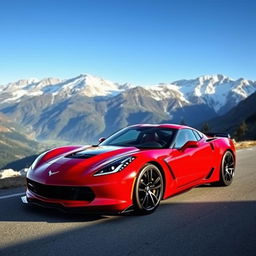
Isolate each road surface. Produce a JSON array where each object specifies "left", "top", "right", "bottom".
[{"left": 0, "top": 148, "right": 256, "bottom": 256}]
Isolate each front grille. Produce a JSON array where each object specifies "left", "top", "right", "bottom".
[{"left": 27, "top": 178, "right": 95, "bottom": 201}]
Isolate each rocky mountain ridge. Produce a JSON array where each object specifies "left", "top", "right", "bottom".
[{"left": 0, "top": 73, "right": 255, "bottom": 143}]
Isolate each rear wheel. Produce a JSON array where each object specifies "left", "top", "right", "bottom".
[
  {"left": 217, "top": 151, "right": 235, "bottom": 186},
  {"left": 134, "top": 164, "right": 164, "bottom": 214}
]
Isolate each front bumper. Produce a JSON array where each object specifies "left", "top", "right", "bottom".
[
  {"left": 24, "top": 189, "right": 131, "bottom": 214},
  {"left": 23, "top": 169, "right": 137, "bottom": 213}
]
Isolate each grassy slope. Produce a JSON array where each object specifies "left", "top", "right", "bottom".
[
  {"left": 0, "top": 114, "right": 40, "bottom": 169},
  {"left": 234, "top": 141, "right": 256, "bottom": 150}
]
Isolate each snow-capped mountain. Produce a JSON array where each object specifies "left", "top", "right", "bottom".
[
  {"left": 1, "top": 73, "right": 255, "bottom": 113},
  {"left": 141, "top": 74, "right": 256, "bottom": 113},
  {"left": 172, "top": 74, "right": 256, "bottom": 112},
  {"left": 207, "top": 90, "right": 256, "bottom": 140},
  {"left": 1, "top": 74, "right": 133, "bottom": 103},
  {"left": 0, "top": 73, "right": 255, "bottom": 143}
]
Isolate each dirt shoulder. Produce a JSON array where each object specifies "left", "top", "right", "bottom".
[{"left": 235, "top": 141, "right": 256, "bottom": 150}]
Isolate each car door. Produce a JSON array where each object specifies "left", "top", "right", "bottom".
[
  {"left": 165, "top": 129, "right": 208, "bottom": 187},
  {"left": 192, "top": 130, "right": 214, "bottom": 179}
]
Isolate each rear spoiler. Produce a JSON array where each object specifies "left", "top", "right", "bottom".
[{"left": 205, "top": 132, "right": 231, "bottom": 139}]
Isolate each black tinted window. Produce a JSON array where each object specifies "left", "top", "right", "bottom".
[
  {"left": 107, "top": 129, "right": 140, "bottom": 144},
  {"left": 173, "top": 129, "right": 197, "bottom": 148},
  {"left": 100, "top": 127, "right": 177, "bottom": 149}
]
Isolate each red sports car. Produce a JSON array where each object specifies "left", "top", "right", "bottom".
[{"left": 23, "top": 124, "right": 236, "bottom": 214}]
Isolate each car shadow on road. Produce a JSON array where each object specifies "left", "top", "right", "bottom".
[
  {"left": 0, "top": 197, "right": 105, "bottom": 222},
  {"left": 0, "top": 200, "right": 256, "bottom": 256}
]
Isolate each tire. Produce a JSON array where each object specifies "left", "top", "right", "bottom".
[
  {"left": 133, "top": 164, "right": 164, "bottom": 214},
  {"left": 217, "top": 151, "right": 235, "bottom": 186}
]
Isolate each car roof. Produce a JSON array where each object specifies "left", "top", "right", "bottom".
[{"left": 128, "top": 123, "right": 193, "bottom": 130}]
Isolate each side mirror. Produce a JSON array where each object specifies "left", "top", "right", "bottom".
[
  {"left": 98, "top": 137, "right": 106, "bottom": 143},
  {"left": 181, "top": 141, "right": 198, "bottom": 150}
]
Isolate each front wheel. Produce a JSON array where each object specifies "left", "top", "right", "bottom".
[
  {"left": 217, "top": 151, "right": 235, "bottom": 186},
  {"left": 133, "top": 164, "right": 164, "bottom": 214}
]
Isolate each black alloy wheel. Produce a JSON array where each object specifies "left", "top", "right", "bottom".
[
  {"left": 134, "top": 164, "right": 164, "bottom": 214},
  {"left": 218, "top": 151, "right": 235, "bottom": 186}
]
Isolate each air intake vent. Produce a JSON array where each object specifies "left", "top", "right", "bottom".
[
  {"left": 65, "top": 153, "right": 97, "bottom": 159},
  {"left": 205, "top": 168, "right": 215, "bottom": 179},
  {"left": 27, "top": 179, "right": 95, "bottom": 201}
]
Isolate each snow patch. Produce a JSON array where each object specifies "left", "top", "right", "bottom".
[
  {"left": 0, "top": 168, "right": 29, "bottom": 179},
  {"left": 147, "top": 83, "right": 189, "bottom": 103}
]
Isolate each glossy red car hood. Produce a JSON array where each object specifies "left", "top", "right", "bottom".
[{"left": 29, "top": 146, "right": 139, "bottom": 184}]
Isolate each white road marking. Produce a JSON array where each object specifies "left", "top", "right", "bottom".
[{"left": 0, "top": 192, "right": 25, "bottom": 200}]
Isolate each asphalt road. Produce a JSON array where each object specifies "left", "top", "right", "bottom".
[{"left": 0, "top": 148, "right": 256, "bottom": 256}]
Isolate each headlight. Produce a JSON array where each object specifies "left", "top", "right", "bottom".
[{"left": 94, "top": 156, "right": 136, "bottom": 176}]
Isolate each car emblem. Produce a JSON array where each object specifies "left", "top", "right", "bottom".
[{"left": 48, "top": 170, "right": 60, "bottom": 176}]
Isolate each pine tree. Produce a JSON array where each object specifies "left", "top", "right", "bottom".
[
  {"left": 234, "top": 121, "right": 248, "bottom": 141},
  {"left": 180, "top": 118, "right": 186, "bottom": 125},
  {"left": 201, "top": 122, "right": 209, "bottom": 133}
]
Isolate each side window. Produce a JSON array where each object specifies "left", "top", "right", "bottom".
[
  {"left": 174, "top": 129, "right": 197, "bottom": 148},
  {"left": 192, "top": 130, "right": 202, "bottom": 141}
]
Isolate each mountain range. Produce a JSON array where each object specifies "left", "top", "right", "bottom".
[
  {"left": 207, "top": 90, "right": 256, "bottom": 139},
  {"left": 0, "top": 73, "right": 255, "bottom": 144}
]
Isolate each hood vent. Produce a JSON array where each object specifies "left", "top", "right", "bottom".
[
  {"left": 65, "top": 152, "right": 97, "bottom": 159},
  {"left": 65, "top": 146, "right": 123, "bottom": 159}
]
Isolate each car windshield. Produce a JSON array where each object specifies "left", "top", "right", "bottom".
[{"left": 100, "top": 127, "right": 177, "bottom": 149}]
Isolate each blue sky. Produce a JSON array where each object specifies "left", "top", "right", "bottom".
[{"left": 0, "top": 0, "right": 255, "bottom": 85}]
